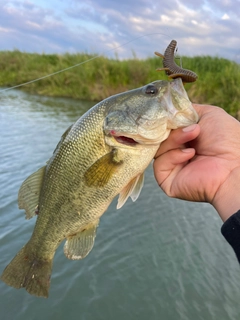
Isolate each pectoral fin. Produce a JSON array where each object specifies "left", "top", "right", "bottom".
[
  {"left": 117, "top": 172, "right": 144, "bottom": 209},
  {"left": 64, "top": 220, "right": 99, "bottom": 260},
  {"left": 18, "top": 166, "right": 46, "bottom": 219},
  {"left": 84, "top": 149, "right": 123, "bottom": 188}
]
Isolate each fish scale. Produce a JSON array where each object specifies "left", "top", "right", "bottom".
[{"left": 1, "top": 78, "right": 198, "bottom": 297}]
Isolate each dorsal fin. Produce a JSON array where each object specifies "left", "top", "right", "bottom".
[
  {"left": 52, "top": 124, "right": 73, "bottom": 154},
  {"left": 18, "top": 166, "right": 46, "bottom": 219}
]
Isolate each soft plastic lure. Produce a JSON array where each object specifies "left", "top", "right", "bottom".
[{"left": 155, "top": 40, "right": 198, "bottom": 83}]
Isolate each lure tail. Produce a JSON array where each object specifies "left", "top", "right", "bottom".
[{"left": 1, "top": 245, "right": 53, "bottom": 298}]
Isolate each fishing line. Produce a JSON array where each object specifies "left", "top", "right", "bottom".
[
  {"left": 0, "top": 32, "right": 171, "bottom": 93},
  {"left": 174, "top": 46, "right": 182, "bottom": 68}
]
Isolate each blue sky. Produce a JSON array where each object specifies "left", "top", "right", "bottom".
[{"left": 1, "top": 0, "right": 240, "bottom": 62}]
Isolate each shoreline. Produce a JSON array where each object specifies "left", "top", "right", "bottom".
[{"left": 0, "top": 51, "right": 239, "bottom": 117}]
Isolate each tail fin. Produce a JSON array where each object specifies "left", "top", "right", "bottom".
[{"left": 1, "top": 246, "right": 53, "bottom": 298}]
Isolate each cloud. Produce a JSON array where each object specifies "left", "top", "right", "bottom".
[
  {"left": 222, "top": 13, "right": 230, "bottom": 20},
  {"left": 0, "top": 0, "right": 239, "bottom": 62}
]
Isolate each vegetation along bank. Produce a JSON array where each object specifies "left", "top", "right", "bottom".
[{"left": 0, "top": 50, "right": 239, "bottom": 117}]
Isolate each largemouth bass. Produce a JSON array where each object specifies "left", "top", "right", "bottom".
[{"left": 1, "top": 78, "right": 198, "bottom": 298}]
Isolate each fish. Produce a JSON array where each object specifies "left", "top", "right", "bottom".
[{"left": 1, "top": 78, "right": 198, "bottom": 298}]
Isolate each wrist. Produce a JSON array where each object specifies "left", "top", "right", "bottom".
[{"left": 212, "top": 167, "right": 240, "bottom": 222}]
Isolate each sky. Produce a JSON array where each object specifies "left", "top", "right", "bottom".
[{"left": 0, "top": 0, "right": 240, "bottom": 62}]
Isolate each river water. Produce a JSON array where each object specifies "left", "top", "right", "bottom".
[{"left": 0, "top": 89, "right": 240, "bottom": 320}]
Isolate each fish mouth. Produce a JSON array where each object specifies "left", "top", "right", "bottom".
[
  {"left": 112, "top": 134, "right": 161, "bottom": 146},
  {"left": 114, "top": 135, "right": 138, "bottom": 146},
  {"left": 107, "top": 129, "right": 138, "bottom": 146},
  {"left": 107, "top": 130, "right": 161, "bottom": 147}
]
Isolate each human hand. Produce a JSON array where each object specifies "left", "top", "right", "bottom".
[{"left": 154, "top": 104, "right": 240, "bottom": 222}]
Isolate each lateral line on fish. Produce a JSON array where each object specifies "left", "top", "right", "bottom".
[{"left": 0, "top": 32, "right": 172, "bottom": 93}]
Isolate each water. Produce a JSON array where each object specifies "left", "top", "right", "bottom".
[{"left": 0, "top": 89, "right": 240, "bottom": 320}]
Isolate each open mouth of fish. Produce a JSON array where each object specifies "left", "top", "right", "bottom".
[
  {"left": 109, "top": 130, "right": 165, "bottom": 146},
  {"left": 114, "top": 135, "right": 138, "bottom": 146},
  {"left": 108, "top": 130, "right": 138, "bottom": 146},
  {"left": 107, "top": 128, "right": 167, "bottom": 147},
  {"left": 111, "top": 133, "right": 161, "bottom": 147}
]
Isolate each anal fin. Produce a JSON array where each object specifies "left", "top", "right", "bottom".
[{"left": 64, "top": 220, "right": 99, "bottom": 260}]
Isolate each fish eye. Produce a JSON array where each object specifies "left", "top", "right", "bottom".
[{"left": 145, "top": 85, "right": 158, "bottom": 95}]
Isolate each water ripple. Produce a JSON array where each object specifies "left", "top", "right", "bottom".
[{"left": 0, "top": 90, "right": 240, "bottom": 320}]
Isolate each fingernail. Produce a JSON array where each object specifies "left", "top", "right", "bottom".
[
  {"left": 182, "top": 148, "right": 195, "bottom": 153},
  {"left": 182, "top": 124, "right": 197, "bottom": 132}
]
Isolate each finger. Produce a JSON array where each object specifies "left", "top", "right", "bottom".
[
  {"left": 155, "top": 124, "right": 200, "bottom": 158},
  {"left": 192, "top": 104, "right": 219, "bottom": 118},
  {"left": 153, "top": 148, "right": 195, "bottom": 196}
]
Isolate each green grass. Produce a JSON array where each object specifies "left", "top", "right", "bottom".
[{"left": 0, "top": 50, "right": 239, "bottom": 117}]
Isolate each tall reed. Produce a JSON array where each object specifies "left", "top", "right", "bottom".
[{"left": 0, "top": 50, "right": 239, "bottom": 116}]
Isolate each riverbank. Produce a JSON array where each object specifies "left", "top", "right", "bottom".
[{"left": 0, "top": 50, "right": 239, "bottom": 116}]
